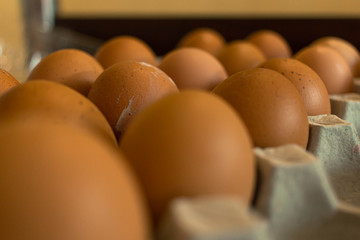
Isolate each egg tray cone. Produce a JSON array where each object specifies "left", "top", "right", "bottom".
[{"left": 157, "top": 87, "right": 360, "bottom": 239}]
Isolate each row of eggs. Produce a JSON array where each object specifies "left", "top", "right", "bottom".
[{"left": 0, "top": 28, "right": 359, "bottom": 239}]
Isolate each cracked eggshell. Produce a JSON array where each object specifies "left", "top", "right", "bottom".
[
  {"left": 294, "top": 45, "right": 354, "bottom": 94},
  {"left": 213, "top": 68, "right": 309, "bottom": 148},
  {"left": 0, "top": 68, "right": 19, "bottom": 96},
  {"left": 27, "top": 49, "right": 104, "bottom": 96},
  {"left": 88, "top": 60, "right": 178, "bottom": 138},
  {"left": 120, "top": 90, "right": 255, "bottom": 224},
  {"left": 259, "top": 58, "right": 331, "bottom": 116}
]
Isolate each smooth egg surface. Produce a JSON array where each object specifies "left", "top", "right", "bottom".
[
  {"left": 120, "top": 90, "right": 255, "bottom": 223},
  {"left": 213, "top": 68, "right": 309, "bottom": 148}
]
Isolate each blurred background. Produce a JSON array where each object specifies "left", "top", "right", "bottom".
[{"left": 0, "top": 0, "right": 359, "bottom": 81}]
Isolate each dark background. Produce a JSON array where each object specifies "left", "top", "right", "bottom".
[{"left": 56, "top": 18, "right": 360, "bottom": 56}]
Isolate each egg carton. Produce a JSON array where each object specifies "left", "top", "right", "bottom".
[{"left": 157, "top": 87, "right": 360, "bottom": 240}]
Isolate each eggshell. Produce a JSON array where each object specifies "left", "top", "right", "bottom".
[
  {"left": 120, "top": 90, "right": 255, "bottom": 223},
  {"left": 213, "top": 68, "right": 309, "bottom": 148},
  {"left": 27, "top": 49, "right": 103, "bottom": 95},
  {"left": 356, "top": 60, "right": 360, "bottom": 77},
  {"left": 0, "top": 120, "right": 151, "bottom": 240},
  {"left": 88, "top": 61, "right": 178, "bottom": 138},
  {"left": 246, "top": 29, "right": 292, "bottom": 59},
  {"left": 294, "top": 45, "right": 354, "bottom": 94},
  {"left": 217, "top": 40, "right": 266, "bottom": 75},
  {"left": 159, "top": 47, "right": 228, "bottom": 90},
  {"left": 259, "top": 58, "right": 331, "bottom": 116},
  {"left": 177, "top": 27, "right": 226, "bottom": 56},
  {"left": 95, "top": 35, "right": 158, "bottom": 69},
  {"left": 312, "top": 36, "right": 360, "bottom": 75},
  {"left": 0, "top": 80, "right": 116, "bottom": 146},
  {"left": 0, "top": 68, "right": 19, "bottom": 95}
]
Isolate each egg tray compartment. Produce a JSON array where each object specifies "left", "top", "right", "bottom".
[{"left": 156, "top": 81, "right": 360, "bottom": 240}]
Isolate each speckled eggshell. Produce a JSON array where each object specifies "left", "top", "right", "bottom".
[
  {"left": 259, "top": 58, "right": 331, "bottom": 116},
  {"left": 213, "top": 68, "right": 309, "bottom": 148},
  {"left": 120, "top": 90, "right": 255, "bottom": 224},
  {"left": 312, "top": 36, "right": 360, "bottom": 76},
  {"left": 95, "top": 35, "right": 158, "bottom": 69},
  {"left": 0, "top": 120, "right": 151, "bottom": 240},
  {"left": 158, "top": 47, "right": 228, "bottom": 90},
  {"left": 0, "top": 80, "right": 117, "bottom": 146},
  {"left": 177, "top": 28, "right": 226, "bottom": 56},
  {"left": 0, "top": 68, "right": 19, "bottom": 96},
  {"left": 246, "top": 29, "right": 292, "bottom": 59},
  {"left": 294, "top": 45, "right": 354, "bottom": 94},
  {"left": 88, "top": 61, "right": 178, "bottom": 138},
  {"left": 217, "top": 40, "right": 266, "bottom": 75},
  {"left": 27, "top": 49, "right": 103, "bottom": 95}
]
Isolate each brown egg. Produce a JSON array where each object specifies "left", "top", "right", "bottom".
[
  {"left": 88, "top": 61, "right": 178, "bottom": 138},
  {"left": 0, "top": 80, "right": 116, "bottom": 146},
  {"left": 259, "top": 58, "right": 331, "bottom": 116},
  {"left": 27, "top": 49, "right": 103, "bottom": 95},
  {"left": 246, "top": 29, "right": 292, "bottom": 59},
  {"left": 213, "top": 68, "right": 309, "bottom": 148},
  {"left": 95, "top": 35, "right": 158, "bottom": 69},
  {"left": 177, "top": 27, "right": 226, "bottom": 56},
  {"left": 312, "top": 36, "right": 360, "bottom": 75},
  {"left": 0, "top": 120, "right": 151, "bottom": 240},
  {"left": 294, "top": 45, "right": 354, "bottom": 94},
  {"left": 120, "top": 90, "right": 255, "bottom": 223},
  {"left": 217, "top": 40, "right": 266, "bottom": 75},
  {"left": 0, "top": 68, "right": 19, "bottom": 95},
  {"left": 356, "top": 60, "right": 360, "bottom": 77},
  {"left": 158, "top": 47, "right": 228, "bottom": 90}
]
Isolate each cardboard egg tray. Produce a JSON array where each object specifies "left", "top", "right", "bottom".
[{"left": 157, "top": 79, "right": 360, "bottom": 240}]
